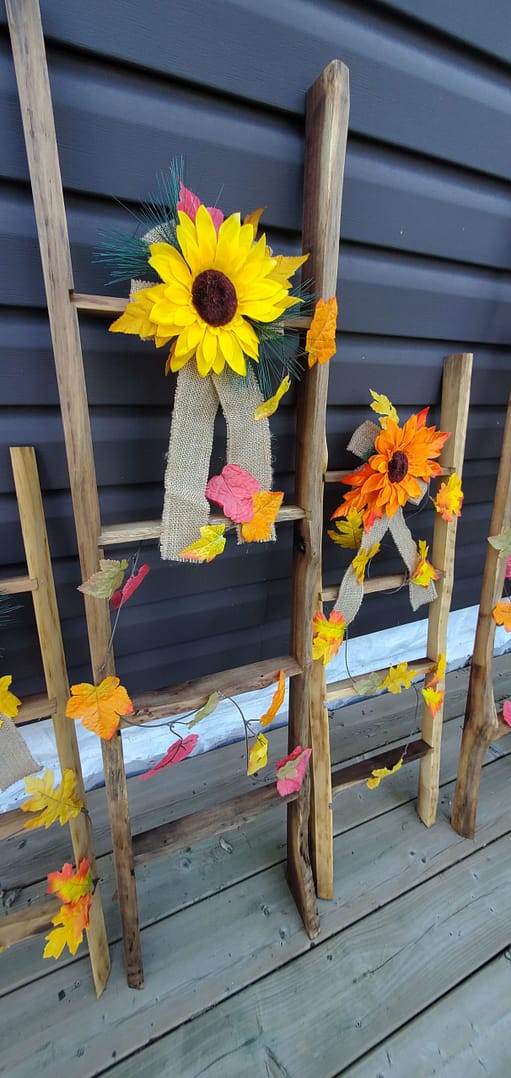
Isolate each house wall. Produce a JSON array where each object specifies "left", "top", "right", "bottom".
[{"left": 1, "top": 0, "right": 510, "bottom": 697}]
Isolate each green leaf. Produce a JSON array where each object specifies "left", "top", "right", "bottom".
[
  {"left": 488, "top": 529, "right": 511, "bottom": 556},
  {"left": 355, "top": 672, "right": 385, "bottom": 697},
  {"left": 188, "top": 692, "right": 221, "bottom": 728}
]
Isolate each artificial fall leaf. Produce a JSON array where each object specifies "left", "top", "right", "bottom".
[
  {"left": 502, "top": 700, "right": 511, "bottom": 728},
  {"left": 327, "top": 507, "right": 363, "bottom": 549},
  {"left": 165, "top": 340, "right": 176, "bottom": 376},
  {"left": 47, "top": 859, "right": 92, "bottom": 903},
  {"left": 188, "top": 692, "right": 221, "bottom": 729},
  {"left": 492, "top": 600, "right": 511, "bottom": 632},
  {"left": 205, "top": 464, "right": 261, "bottom": 523},
  {"left": 378, "top": 662, "right": 418, "bottom": 695},
  {"left": 111, "top": 564, "right": 150, "bottom": 610},
  {"left": 247, "top": 733, "right": 268, "bottom": 776},
  {"left": 430, "top": 652, "right": 447, "bottom": 689},
  {"left": 139, "top": 734, "right": 199, "bottom": 779},
  {"left": 312, "top": 610, "right": 346, "bottom": 665},
  {"left": 179, "top": 524, "right": 226, "bottom": 563},
  {"left": 109, "top": 288, "right": 171, "bottom": 348},
  {"left": 434, "top": 473, "right": 464, "bottom": 522},
  {"left": 78, "top": 559, "right": 128, "bottom": 600},
  {"left": 244, "top": 206, "right": 266, "bottom": 234},
  {"left": 254, "top": 376, "right": 291, "bottom": 421},
  {"left": 369, "top": 389, "right": 399, "bottom": 427},
  {"left": 0, "top": 674, "right": 21, "bottom": 719},
  {"left": 488, "top": 528, "right": 511, "bottom": 556},
  {"left": 410, "top": 539, "right": 440, "bottom": 588},
  {"left": 367, "top": 757, "right": 404, "bottom": 789},
  {"left": 352, "top": 542, "right": 380, "bottom": 584},
  {"left": 259, "top": 669, "right": 285, "bottom": 728},
  {"left": 305, "top": 297, "right": 338, "bottom": 368},
  {"left": 269, "top": 253, "right": 309, "bottom": 286},
  {"left": 506, "top": 556, "right": 511, "bottom": 581},
  {"left": 355, "top": 671, "right": 386, "bottom": 696},
  {"left": 241, "top": 491, "right": 284, "bottom": 542},
  {"left": 66, "top": 676, "right": 134, "bottom": 740},
  {"left": 21, "top": 769, "right": 83, "bottom": 830},
  {"left": 43, "top": 893, "right": 92, "bottom": 960},
  {"left": 275, "top": 746, "right": 312, "bottom": 797},
  {"left": 422, "top": 686, "right": 444, "bottom": 719}
]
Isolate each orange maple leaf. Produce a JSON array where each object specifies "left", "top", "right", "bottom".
[
  {"left": 66, "top": 676, "right": 133, "bottom": 740},
  {"left": 241, "top": 491, "right": 283, "bottom": 542},
  {"left": 493, "top": 600, "right": 511, "bottom": 631},
  {"left": 43, "top": 893, "right": 92, "bottom": 960},
  {"left": 422, "top": 686, "right": 444, "bottom": 719},
  {"left": 312, "top": 610, "right": 346, "bottom": 665},
  {"left": 259, "top": 669, "right": 285, "bottom": 728},
  {"left": 47, "top": 859, "right": 92, "bottom": 904},
  {"left": 305, "top": 297, "right": 338, "bottom": 368}
]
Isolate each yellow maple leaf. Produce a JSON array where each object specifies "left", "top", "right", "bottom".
[
  {"left": 78, "top": 558, "right": 128, "bottom": 600},
  {"left": 66, "top": 676, "right": 133, "bottom": 740},
  {"left": 259, "top": 670, "right": 285, "bottom": 728},
  {"left": 367, "top": 756, "right": 404, "bottom": 789},
  {"left": 352, "top": 542, "right": 380, "bottom": 584},
  {"left": 247, "top": 733, "right": 268, "bottom": 776},
  {"left": 430, "top": 653, "right": 447, "bottom": 688},
  {"left": 43, "top": 893, "right": 92, "bottom": 960},
  {"left": 378, "top": 662, "right": 418, "bottom": 694},
  {"left": 493, "top": 600, "right": 511, "bottom": 631},
  {"left": 268, "top": 252, "right": 309, "bottom": 287},
  {"left": 422, "top": 686, "right": 444, "bottom": 719},
  {"left": 109, "top": 288, "right": 171, "bottom": 348},
  {"left": 21, "top": 769, "right": 83, "bottom": 830},
  {"left": 179, "top": 524, "right": 226, "bottom": 563},
  {"left": 312, "top": 610, "right": 346, "bottom": 665},
  {"left": 0, "top": 674, "right": 21, "bottom": 719},
  {"left": 327, "top": 507, "right": 363, "bottom": 549},
  {"left": 410, "top": 539, "right": 440, "bottom": 588},
  {"left": 434, "top": 473, "right": 464, "bottom": 522},
  {"left": 241, "top": 491, "right": 283, "bottom": 542},
  {"left": 369, "top": 389, "right": 399, "bottom": 427},
  {"left": 305, "top": 297, "right": 338, "bottom": 367},
  {"left": 254, "top": 376, "right": 291, "bottom": 420}
]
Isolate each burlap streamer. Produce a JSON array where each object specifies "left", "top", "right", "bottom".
[{"left": 0, "top": 716, "right": 39, "bottom": 793}]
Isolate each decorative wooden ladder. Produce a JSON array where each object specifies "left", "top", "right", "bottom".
[
  {"left": 0, "top": 447, "right": 110, "bottom": 998},
  {"left": 7, "top": 0, "right": 349, "bottom": 986},
  {"left": 451, "top": 391, "right": 511, "bottom": 837},
  {"left": 309, "top": 353, "right": 473, "bottom": 900}
]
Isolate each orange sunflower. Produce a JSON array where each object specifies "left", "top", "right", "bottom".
[{"left": 332, "top": 408, "right": 449, "bottom": 531}]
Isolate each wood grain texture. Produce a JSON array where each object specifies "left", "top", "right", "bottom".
[
  {"left": 326, "top": 656, "right": 432, "bottom": 703},
  {"left": 331, "top": 738, "right": 430, "bottom": 792},
  {"left": 100, "top": 505, "right": 307, "bottom": 547},
  {"left": 0, "top": 897, "right": 59, "bottom": 950},
  {"left": 0, "top": 575, "right": 37, "bottom": 594},
  {"left": 5, "top": 0, "right": 143, "bottom": 989}
]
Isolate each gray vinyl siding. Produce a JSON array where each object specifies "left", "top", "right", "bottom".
[{"left": 1, "top": 0, "right": 509, "bottom": 695}]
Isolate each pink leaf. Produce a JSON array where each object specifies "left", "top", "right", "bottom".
[
  {"left": 503, "top": 700, "right": 511, "bottom": 727},
  {"left": 111, "top": 564, "right": 150, "bottom": 610},
  {"left": 177, "top": 183, "right": 224, "bottom": 232},
  {"left": 206, "top": 465, "right": 261, "bottom": 524},
  {"left": 139, "top": 734, "right": 199, "bottom": 779},
  {"left": 506, "top": 556, "right": 511, "bottom": 580},
  {"left": 275, "top": 745, "right": 312, "bottom": 798}
]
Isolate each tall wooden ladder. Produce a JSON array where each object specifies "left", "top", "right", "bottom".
[
  {"left": 0, "top": 447, "right": 110, "bottom": 998},
  {"left": 7, "top": 0, "right": 349, "bottom": 986}
]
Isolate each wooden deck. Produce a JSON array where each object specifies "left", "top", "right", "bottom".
[{"left": 2, "top": 657, "right": 511, "bottom": 1077}]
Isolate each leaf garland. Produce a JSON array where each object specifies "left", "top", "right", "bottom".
[
  {"left": 275, "top": 746, "right": 312, "bottom": 797},
  {"left": 367, "top": 757, "right": 403, "bottom": 789},
  {"left": 179, "top": 524, "right": 226, "bottom": 563},
  {"left": 44, "top": 859, "right": 93, "bottom": 961},
  {"left": 66, "top": 676, "right": 134, "bottom": 740},
  {"left": 378, "top": 662, "right": 418, "bottom": 695},
  {"left": 259, "top": 669, "right": 285, "bottom": 728},
  {"left": 21, "top": 769, "right": 83, "bottom": 830}
]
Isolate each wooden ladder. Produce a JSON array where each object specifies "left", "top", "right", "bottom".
[
  {"left": 7, "top": 0, "right": 349, "bottom": 986},
  {"left": 452, "top": 391, "right": 511, "bottom": 838},
  {"left": 0, "top": 447, "right": 110, "bottom": 998},
  {"left": 310, "top": 352, "right": 473, "bottom": 900}
]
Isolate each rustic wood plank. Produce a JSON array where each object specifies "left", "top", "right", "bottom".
[
  {"left": 0, "top": 575, "right": 37, "bottom": 594},
  {"left": 326, "top": 655, "right": 432, "bottom": 703},
  {"left": 6, "top": 0, "right": 143, "bottom": 989},
  {"left": 322, "top": 573, "right": 406, "bottom": 602},
  {"left": 71, "top": 292, "right": 312, "bottom": 331},
  {"left": 331, "top": 737, "right": 430, "bottom": 792},
  {"left": 13, "top": 693, "right": 57, "bottom": 724},
  {"left": 0, "top": 897, "right": 59, "bottom": 951},
  {"left": 418, "top": 352, "right": 473, "bottom": 826},
  {"left": 100, "top": 505, "right": 307, "bottom": 547},
  {"left": 452, "top": 392, "right": 511, "bottom": 837},
  {"left": 289, "top": 59, "right": 350, "bottom": 908}
]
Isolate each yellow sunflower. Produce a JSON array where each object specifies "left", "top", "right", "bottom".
[{"left": 110, "top": 205, "right": 305, "bottom": 378}]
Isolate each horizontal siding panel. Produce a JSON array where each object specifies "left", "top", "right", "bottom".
[{"left": 381, "top": 0, "right": 511, "bottom": 66}]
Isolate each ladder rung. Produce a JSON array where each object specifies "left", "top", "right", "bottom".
[
  {"left": 325, "top": 656, "right": 433, "bottom": 703},
  {"left": 331, "top": 737, "right": 430, "bottom": 793},
  {"left": 71, "top": 292, "right": 312, "bottom": 332},
  {"left": 494, "top": 711, "right": 511, "bottom": 740},
  {"left": 322, "top": 573, "right": 406, "bottom": 603},
  {"left": 0, "top": 574, "right": 37, "bottom": 594},
  {"left": 128, "top": 654, "right": 302, "bottom": 725},
  {"left": 0, "top": 808, "right": 26, "bottom": 842},
  {"left": 0, "top": 896, "right": 59, "bottom": 951},
  {"left": 13, "top": 692, "right": 57, "bottom": 725},
  {"left": 100, "top": 505, "right": 307, "bottom": 547}
]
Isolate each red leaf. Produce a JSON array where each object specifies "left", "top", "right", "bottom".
[
  {"left": 503, "top": 700, "right": 511, "bottom": 727},
  {"left": 139, "top": 734, "right": 199, "bottom": 779},
  {"left": 111, "top": 564, "right": 150, "bottom": 610},
  {"left": 275, "top": 746, "right": 312, "bottom": 797},
  {"left": 205, "top": 465, "right": 261, "bottom": 523}
]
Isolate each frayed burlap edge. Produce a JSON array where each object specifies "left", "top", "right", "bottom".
[{"left": 0, "top": 716, "right": 40, "bottom": 793}]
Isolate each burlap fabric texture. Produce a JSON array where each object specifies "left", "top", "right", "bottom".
[{"left": 0, "top": 715, "right": 40, "bottom": 793}]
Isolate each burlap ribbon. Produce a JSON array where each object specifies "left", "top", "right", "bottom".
[
  {"left": 0, "top": 715, "right": 39, "bottom": 793},
  {"left": 333, "top": 420, "right": 437, "bottom": 626}
]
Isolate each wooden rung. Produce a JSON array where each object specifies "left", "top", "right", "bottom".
[
  {"left": 0, "top": 896, "right": 59, "bottom": 950},
  {"left": 0, "top": 574, "right": 38, "bottom": 594},
  {"left": 70, "top": 292, "right": 312, "bottom": 332},
  {"left": 325, "top": 656, "right": 433, "bottom": 703},
  {"left": 100, "top": 504, "right": 307, "bottom": 547},
  {"left": 493, "top": 711, "right": 511, "bottom": 741},
  {"left": 133, "top": 782, "right": 296, "bottom": 866},
  {"left": 128, "top": 654, "right": 302, "bottom": 725},
  {"left": 13, "top": 692, "right": 57, "bottom": 725},
  {"left": 331, "top": 737, "right": 430, "bottom": 793},
  {"left": 0, "top": 808, "right": 26, "bottom": 842},
  {"left": 322, "top": 573, "right": 406, "bottom": 603}
]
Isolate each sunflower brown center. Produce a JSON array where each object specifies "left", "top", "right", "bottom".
[
  {"left": 191, "top": 269, "right": 237, "bottom": 326},
  {"left": 387, "top": 450, "right": 409, "bottom": 483}
]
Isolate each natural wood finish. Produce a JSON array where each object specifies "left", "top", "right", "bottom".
[
  {"left": 0, "top": 897, "right": 59, "bottom": 951},
  {"left": 325, "top": 656, "right": 433, "bottom": 703},
  {"left": 71, "top": 291, "right": 312, "bottom": 331},
  {"left": 452, "top": 391, "right": 511, "bottom": 837},
  {"left": 331, "top": 738, "right": 430, "bottom": 792},
  {"left": 289, "top": 59, "right": 349, "bottom": 908},
  {"left": 100, "top": 505, "right": 307, "bottom": 548},
  {"left": 322, "top": 573, "right": 406, "bottom": 602},
  {"left": 6, "top": 0, "right": 143, "bottom": 988},
  {"left": 417, "top": 353, "right": 472, "bottom": 826},
  {"left": 0, "top": 807, "right": 26, "bottom": 842},
  {"left": 13, "top": 692, "right": 57, "bottom": 724},
  {"left": 9, "top": 447, "right": 110, "bottom": 998},
  {"left": 0, "top": 575, "right": 37, "bottom": 594}
]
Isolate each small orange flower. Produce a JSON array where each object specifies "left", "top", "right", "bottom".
[{"left": 332, "top": 408, "right": 449, "bottom": 531}]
